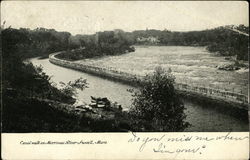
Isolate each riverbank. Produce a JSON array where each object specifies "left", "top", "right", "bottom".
[
  {"left": 3, "top": 95, "right": 131, "bottom": 132},
  {"left": 49, "top": 52, "right": 248, "bottom": 111}
]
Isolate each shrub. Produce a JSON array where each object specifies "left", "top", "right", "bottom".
[
  {"left": 59, "top": 77, "right": 88, "bottom": 98},
  {"left": 129, "top": 67, "right": 190, "bottom": 131}
]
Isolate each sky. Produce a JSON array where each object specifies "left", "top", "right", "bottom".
[{"left": 1, "top": 1, "right": 249, "bottom": 35}]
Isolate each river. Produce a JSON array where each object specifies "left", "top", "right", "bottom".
[
  {"left": 77, "top": 46, "right": 248, "bottom": 95},
  {"left": 30, "top": 57, "right": 248, "bottom": 132}
]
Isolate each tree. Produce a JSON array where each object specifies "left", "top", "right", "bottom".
[
  {"left": 129, "top": 67, "right": 190, "bottom": 131},
  {"left": 59, "top": 78, "right": 88, "bottom": 98}
]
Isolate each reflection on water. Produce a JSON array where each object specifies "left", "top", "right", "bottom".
[{"left": 30, "top": 57, "right": 248, "bottom": 132}]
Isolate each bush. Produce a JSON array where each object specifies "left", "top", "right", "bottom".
[
  {"left": 129, "top": 67, "right": 190, "bottom": 131},
  {"left": 59, "top": 77, "right": 88, "bottom": 98}
]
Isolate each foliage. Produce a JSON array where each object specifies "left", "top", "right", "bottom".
[
  {"left": 59, "top": 78, "right": 88, "bottom": 98},
  {"left": 2, "top": 27, "right": 71, "bottom": 59},
  {"left": 131, "top": 25, "right": 249, "bottom": 60},
  {"left": 2, "top": 27, "right": 78, "bottom": 132},
  {"left": 65, "top": 24, "right": 249, "bottom": 61},
  {"left": 206, "top": 25, "right": 249, "bottom": 60},
  {"left": 56, "top": 30, "right": 135, "bottom": 60},
  {"left": 2, "top": 96, "right": 131, "bottom": 132},
  {"left": 1, "top": 27, "right": 81, "bottom": 102},
  {"left": 129, "top": 67, "right": 190, "bottom": 131},
  {"left": 2, "top": 25, "right": 248, "bottom": 61},
  {"left": 1, "top": 26, "right": 133, "bottom": 132}
]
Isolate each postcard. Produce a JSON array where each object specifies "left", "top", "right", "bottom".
[{"left": 1, "top": 1, "right": 249, "bottom": 159}]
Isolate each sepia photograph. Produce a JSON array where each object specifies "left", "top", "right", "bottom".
[
  {"left": 1, "top": 1, "right": 249, "bottom": 134},
  {"left": 1, "top": 1, "right": 249, "bottom": 159}
]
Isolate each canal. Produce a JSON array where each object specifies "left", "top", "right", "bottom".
[{"left": 30, "top": 58, "right": 248, "bottom": 132}]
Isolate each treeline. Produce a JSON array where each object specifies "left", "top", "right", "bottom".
[
  {"left": 3, "top": 25, "right": 248, "bottom": 61},
  {"left": 62, "top": 24, "right": 248, "bottom": 61},
  {"left": 130, "top": 25, "right": 249, "bottom": 60},
  {"left": 57, "top": 29, "right": 135, "bottom": 60},
  {"left": 2, "top": 27, "right": 72, "bottom": 59},
  {"left": 1, "top": 27, "right": 135, "bottom": 60}
]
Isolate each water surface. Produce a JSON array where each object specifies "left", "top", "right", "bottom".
[
  {"left": 77, "top": 46, "right": 248, "bottom": 95},
  {"left": 30, "top": 56, "right": 248, "bottom": 131}
]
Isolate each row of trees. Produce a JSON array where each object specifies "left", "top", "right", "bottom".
[
  {"left": 2, "top": 27, "right": 72, "bottom": 59},
  {"left": 130, "top": 25, "right": 249, "bottom": 60},
  {"left": 3, "top": 24, "right": 248, "bottom": 60},
  {"left": 63, "top": 24, "right": 248, "bottom": 61},
  {"left": 1, "top": 27, "right": 134, "bottom": 61},
  {"left": 57, "top": 30, "right": 135, "bottom": 60}
]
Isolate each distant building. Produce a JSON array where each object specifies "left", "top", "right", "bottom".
[{"left": 136, "top": 36, "right": 160, "bottom": 44}]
